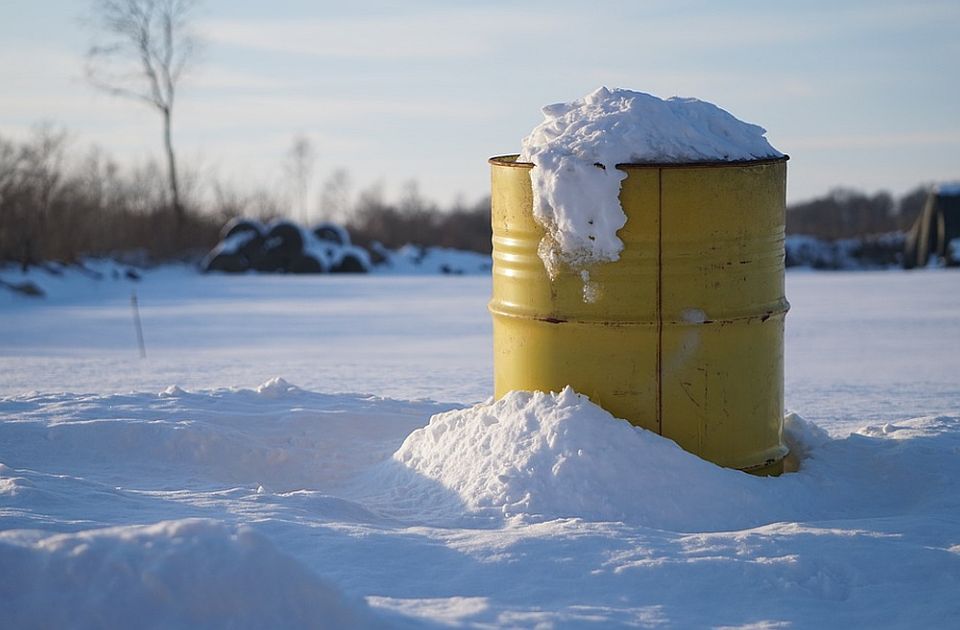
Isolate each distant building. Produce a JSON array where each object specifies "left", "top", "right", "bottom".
[{"left": 903, "top": 183, "right": 960, "bottom": 268}]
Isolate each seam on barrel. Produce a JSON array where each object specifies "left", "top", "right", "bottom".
[
  {"left": 486, "top": 307, "right": 790, "bottom": 326},
  {"left": 656, "top": 168, "right": 663, "bottom": 436}
]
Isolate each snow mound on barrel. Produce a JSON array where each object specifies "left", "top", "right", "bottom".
[
  {"left": 393, "top": 387, "right": 771, "bottom": 529},
  {"left": 0, "top": 519, "right": 378, "bottom": 629},
  {"left": 518, "top": 87, "right": 783, "bottom": 279}
]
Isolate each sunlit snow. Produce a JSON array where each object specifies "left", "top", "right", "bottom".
[{"left": 1, "top": 262, "right": 959, "bottom": 628}]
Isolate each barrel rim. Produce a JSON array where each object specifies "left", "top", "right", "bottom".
[{"left": 489, "top": 154, "right": 789, "bottom": 169}]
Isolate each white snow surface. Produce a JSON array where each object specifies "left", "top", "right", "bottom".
[
  {"left": 949, "top": 237, "right": 960, "bottom": 260},
  {"left": 518, "top": 87, "right": 782, "bottom": 277},
  {"left": 2, "top": 263, "right": 960, "bottom": 628},
  {"left": 373, "top": 244, "right": 491, "bottom": 275},
  {"left": 935, "top": 181, "right": 960, "bottom": 196},
  {"left": 0, "top": 518, "right": 377, "bottom": 629}
]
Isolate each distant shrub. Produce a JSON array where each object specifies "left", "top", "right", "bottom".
[
  {"left": 786, "top": 186, "right": 931, "bottom": 240},
  {"left": 345, "top": 182, "right": 491, "bottom": 254},
  {"left": 0, "top": 127, "right": 224, "bottom": 266}
]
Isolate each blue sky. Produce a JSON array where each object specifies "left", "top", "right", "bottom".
[{"left": 1, "top": 0, "right": 958, "bottom": 213}]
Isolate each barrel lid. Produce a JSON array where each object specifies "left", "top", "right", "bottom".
[{"left": 489, "top": 154, "right": 789, "bottom": 169}]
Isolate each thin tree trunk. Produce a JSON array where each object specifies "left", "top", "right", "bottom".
[{"left": 162, "top": 106, "right": 182, "bottom": 229}]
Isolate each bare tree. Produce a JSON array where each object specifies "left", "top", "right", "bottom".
[
  {"left": 85, "top": 0, "right": 201, "bottom": 227},
  {"left": 15, "top": 126, "right": 69, "bottom": 267},
  {"left": 284, "top": 134, "right": 316, "bottom": 224},
  {"left": 318, "top": 168, "right": 352, "bottom": 223}
]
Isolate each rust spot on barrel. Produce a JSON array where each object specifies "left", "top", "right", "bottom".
[{"left": 539, "top": 316, "right": 567, "bottom": 324}]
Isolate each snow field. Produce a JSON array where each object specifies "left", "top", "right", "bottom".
[
  {"left": 0, "top": 519, "right": 379, "bottom": 630},
  {"left": 1, "top": 264, "right": 959, "bottom": 627}
]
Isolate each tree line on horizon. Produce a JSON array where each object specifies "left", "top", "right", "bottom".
[
  {"left": 0, "top": 125, "right": 937, "bottom": 268},
  {"left": 0, "top": 127, "right": 494, "bottom": 267}
]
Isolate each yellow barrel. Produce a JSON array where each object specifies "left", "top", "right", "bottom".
[{"left": 489, "top": 154, "right": 790, "bottom": 474}]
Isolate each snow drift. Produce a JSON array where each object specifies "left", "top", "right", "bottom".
[
  {"left": 387, "top": 389, "right": 789, "bottom": 529},
  {"left": 0, "top": 519, "right": 377, "bottom": 630},
  {"left": 386, "top": 388, "right": 960, "bottom": 532}
]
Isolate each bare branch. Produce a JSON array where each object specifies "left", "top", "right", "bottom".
[
  {"left": 86, "top": 75, "right": 161, "bottom": 108},
  {"left": 85, "top": 0, "right": 199, "bottom": 110},
  {"left": 84, "top": 0, "right": 203, "bottom": 223}
]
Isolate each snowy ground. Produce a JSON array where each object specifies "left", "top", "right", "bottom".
[{"left": 1, "top": 263, "right": 959, "bottom": 628}]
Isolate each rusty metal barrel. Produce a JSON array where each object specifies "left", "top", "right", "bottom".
[{"left": 489, "top": 155, "right": 790, "bottom": 474}]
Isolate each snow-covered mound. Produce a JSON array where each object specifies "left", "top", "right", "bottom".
[
  {"left": 518, "top": 87, "right": 782, "bottom": 277},
  {"left": 0, "top": 259, "right": 143, "bottom": 302},
  {"left": 372, "top": 244, "right": 491, "bottom": 275},
  {"left": 0, "top": 519, "right": 377, "bottom": 630},
  {"left": 203, "top": 220, "right": 372, "bottom": 275},
  {"left": 390, "top": 388, "right": 773, "bottom": 528},
  {"left": 935, "top": 181, "right": 960, "bottom": 196},
  {"left": 200, "top": 218, "right": 490, "bottom": 276},
  {"left": 785, "top": 233, "right": 905, "bottom": 269},
  {"left": 387, "top": 388, "right": 960, "bottom": 532}
]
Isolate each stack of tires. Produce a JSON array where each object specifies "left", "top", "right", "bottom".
[{"left": 202, "top": 219, "right": 371, "bottom": 274}]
